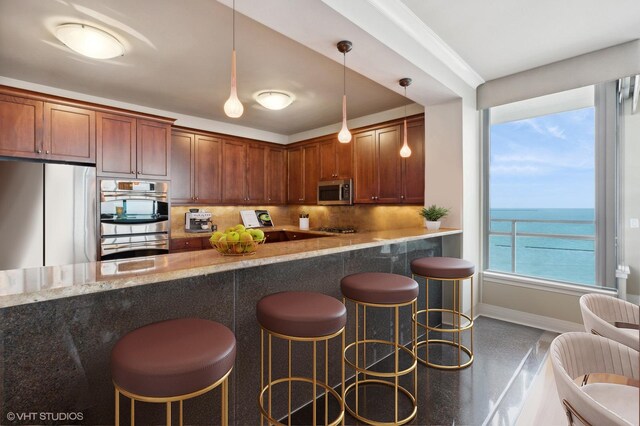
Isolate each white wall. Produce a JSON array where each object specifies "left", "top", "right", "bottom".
[{"left": 622, "top": 97, "right": 640, "bottom": 299}]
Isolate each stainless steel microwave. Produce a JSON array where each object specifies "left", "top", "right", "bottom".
[{"left": 317, "top": 179, "right": 353, "bottom": 205}]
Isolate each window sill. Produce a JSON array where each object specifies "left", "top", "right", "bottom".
[{"left": 482, "top": 271, "right": 617, "bottom": 298}]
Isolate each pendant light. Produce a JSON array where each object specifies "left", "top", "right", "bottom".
[
  {"left": 399, "top": 78, "right": 413, "bottom": 158},
  {"left": 337, "top": 40, "right": 353, "bottom": 143},
  {"left": 224, "top": 0, "right": 244, "bottom": 118}
]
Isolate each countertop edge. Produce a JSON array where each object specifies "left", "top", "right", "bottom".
[{"left": 0, "top": 228, "right": 461, "bottom": 309}]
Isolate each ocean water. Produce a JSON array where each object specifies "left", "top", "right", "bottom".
[{"left": 488, "top": 208, "right": 595, "bottom": 285}]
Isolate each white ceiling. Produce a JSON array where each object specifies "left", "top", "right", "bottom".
[
  {"left": 1, "top": 0, "right": 638, "bottom": 137},
  {"left": 0, "top": 0, "right": 411, "bottom": 135},
  {"left": 401, "top": 0, "right": 640, "bottom": 81}
]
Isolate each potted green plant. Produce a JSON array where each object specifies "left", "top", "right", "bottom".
[{"left": 419, "top": 205, "right": 450, "bottom": 230}]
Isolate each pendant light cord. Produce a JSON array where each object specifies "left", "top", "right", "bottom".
[
  {"left": 404, "top": 86, "right": 407, "bottom": 119},
  {"left": 343, "top": 52, "right": 346, "bottom": 97},
  {"left": 232, "top": 0, "right": 236, "bottom": 50}
]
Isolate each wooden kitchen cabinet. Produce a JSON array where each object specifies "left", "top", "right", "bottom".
[
  {"left": 44, "top": 103, "right": 96, "bottom": 163},
  {"left": 266, "top": 147, "right": 286, "bottom": 204},
  {"left": 221, "top": 139, "right": 247, "bottom": 204},
  {"left": 0, "top": 93, "right": 43, "bottom": 159},
  {"left": 169, "top": 236, "right": 213, "bottom": 253},
  {"left": 402, "top": 119, "right": 425, "bottom": 203},
  {"left": 352, "top": 117, "right": 424, "bottom": 205},
  {"left": 246, "top": 143, "right": 267, "bottom": 204},
  {"left": 319, "top": 136, "right": 352, "bottom": 180},
  {"left": 171, "top": 131, "right": 222, "bottom": 204},
  {"left": 97, "top": 112, "right": 170, "bottom": 179},
  {"left": 354, "top": 125, "right": 402, "bottom": 204},
  {"left": 287, "top": 143, "right": 319, "bottom": 204}
]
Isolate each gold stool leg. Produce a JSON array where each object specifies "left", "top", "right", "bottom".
[
  {"left": 178, "top": 400, "right": 183, "bottom": 426},
  {"left": 394, "top": 305, "right": 399, "bottom": 424},
  {"left": 260, "top": 329, "right": 264, "bottom": 426},
  {"left": 471, "top": 276, "right": 474, "bottom": 357},
  {"left": 425, "top": 277, "right": 430, "bottom": 365},
  {"left": 221, "top": 377, "right": 228, "bottom": 426},
  {"left": 354, "top": 301, "right": 359, "bottom": 416},
  {"left": 166, "top": 401, "right": 171, "bottom": 426},
  {"left": 268, "top": 334, "right": 272, "bottom": 425},
  {"left": 288, "top": 340, "right": 292, "bottom": 426},
  {"left": 131, "top": 399, "right": 135, "bottom": 426},
  {"left": 312, "top": 340, "right": 317, "bottom": 426},
  {"left": 325, "top": 339, "right": 329, "bottom": 426},
  {"left": 341, "top": 329, "right": 345, "bottom": 426},
  {"left": 413, "top": 300, "right": 418, "bottom": 398},
  {"left": 114, "top": 388, "right": 120, "bottom": 426}
]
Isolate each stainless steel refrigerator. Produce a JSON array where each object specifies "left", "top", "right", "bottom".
[{"left": 0, "top": 160, "right": 97, "bottom": 271}]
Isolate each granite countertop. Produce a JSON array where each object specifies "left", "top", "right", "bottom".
[{"left": 0, "top": 227, "right": 461, "bottom": 308}]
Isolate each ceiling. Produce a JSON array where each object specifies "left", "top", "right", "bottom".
[
  {"left": 401, "top": 0, "right": 640, "bottom": 81},
  {"left": 0, "top": 0, "right": 410, "bottom": 135},
  {"left": 1, "top": 0, "right": 638, "bottom": 137}
]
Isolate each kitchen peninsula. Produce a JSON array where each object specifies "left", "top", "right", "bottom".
[{"left": 0, "top": 227, "right": 459, "bottom": 425}]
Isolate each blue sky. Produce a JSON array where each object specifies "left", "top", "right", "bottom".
[{"left": 490, "top": 107, "right": 595, "bottom": 209}]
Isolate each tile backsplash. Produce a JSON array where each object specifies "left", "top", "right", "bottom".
[{"left": 171, "top": 204, "right": 426, "bottom": 235}]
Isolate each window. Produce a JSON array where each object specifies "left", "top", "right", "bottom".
[{"left": 483, "top": 85, "right": 616, "bottom": 288}]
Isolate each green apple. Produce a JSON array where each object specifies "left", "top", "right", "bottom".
[
  {"left": 235, "top": 224, "right": 246, "bottom": 232},
  {"left": 251, "top": 229, "right": 265, "bottom": 241},
  {"left": 217, "top": 235, "right": 228, "bottom": 250},
  {"left": 226, "top": 231, "right": 240, "bottom": 243},
  {"left": 225, "top": 227, "right": 236, "bottom": 234},
  {"left": 239, "top": 231, "right": 253, "bottom": 243},
  {"left": 210, "top": 231, "right": 224, "bottom": 243}
]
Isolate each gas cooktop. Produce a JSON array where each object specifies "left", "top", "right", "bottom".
[{"left": 317, "top": 226, "right": 357, "bottom": 234}]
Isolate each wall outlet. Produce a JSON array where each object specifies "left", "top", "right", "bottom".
[{"left": 631, "top": 218, "right": 639, "bottom": 229}]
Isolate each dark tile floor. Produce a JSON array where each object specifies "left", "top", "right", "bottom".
[{"left": 285, "top": 316, "right": 556, "bottom": 426}]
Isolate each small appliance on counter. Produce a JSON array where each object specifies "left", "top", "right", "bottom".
[{"left": 185, "top": 210, "right": 215, "bottom": 233}]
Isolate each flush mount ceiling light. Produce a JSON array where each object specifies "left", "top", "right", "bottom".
[
  {"left": 55, "top": 23, "right": 124, "bottom": 59},
  {"left": 254, "top": 90, "right": 294, "bottom": 110},
  {"left": 337, "top": 40, "right": 353, "bottom": 143},
  {"left": 224, "top": 0, "right": 244, "bottom": 118},
  {"left": 399, "top": 78, "right": 413, "bottom": 158}
]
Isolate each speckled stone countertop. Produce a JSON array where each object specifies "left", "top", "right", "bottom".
[{"left": 0, "top": 227, "right": 460, "bottom": 308}]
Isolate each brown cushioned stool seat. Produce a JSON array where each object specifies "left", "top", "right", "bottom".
[
  {"left": 341, "top": 272, "right": 419, "bottom": 304},
  {"left": 111, "top": 318, "right": 236, "bottom": 398},
  {"left": 410, "top": 256, "right": 475, "bottom": 278},
  {"left": 257, "top": 291, "right": 347, "bottom": 338}
]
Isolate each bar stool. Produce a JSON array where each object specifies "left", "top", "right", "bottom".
[
  {"left": 410, "top": 256, "right": 475, "bottom": 369},
  {"left": 257, "top": 291, "right": 346, "bottom": 426},
  {"left": 341, "top": 272, "right": 418, "bottom": 426},
  {"left": 110, "top": 318, "right": 236, "bottom": 426}
]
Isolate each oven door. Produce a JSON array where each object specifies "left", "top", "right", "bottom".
[
  {"left": 100, "top": 198, "right": 169, "bottom": 235},
  {"left": 100, "top": 234, "right": 169, "bottom": 260}
]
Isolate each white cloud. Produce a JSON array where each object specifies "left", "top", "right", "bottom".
[{"left": 546, "top": 125, "right": 566, "bottom": 139}]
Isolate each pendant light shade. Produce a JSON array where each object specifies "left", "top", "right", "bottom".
[
  {"left": 224, "top": 0, "right": 244, "bottom": 118},
  {"left": 399, "top": 78, "right": 413, "bottom": 158},
  {"left": 337, "top": 40, "right": 353, "bottom": 143}
]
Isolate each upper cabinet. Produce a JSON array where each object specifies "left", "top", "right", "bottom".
[
  {"left": 319, "top": 136, "right": 352, "bottom": 180},
  {"left": 97, "top": 112, "right": 170, "bottom": 179},
  {"left": 0, "top": 85, "right": 174, "bottom": 169},
  {"left": 0, "top": 90, "right": 95, "bottom": 163},
  {"left": 266, "top": 147, "right": 286, "bottom": 204},
  {"left": 44, "top": 103, "right": 96, "bottom": 163},
  {"left": 353, "top": 116, "right": 424, "bottom": 204},
  {"left": 171, "top": 130, "right": 222, "bottom": 204},
  {"left": 0, "top": 93, "right": 43, "bottom": 159},
  {"left": 287, "top": 143, "right": 319, "bottom": 204}
]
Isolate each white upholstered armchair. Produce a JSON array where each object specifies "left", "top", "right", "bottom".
[
  {"left": 579, "top": 293, "right": 639, "bottom": 350},
  {"left": 551, "top": 332, "right": 639, "bottom": 426}
]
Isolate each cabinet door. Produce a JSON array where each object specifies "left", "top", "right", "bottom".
[
  {"left": 266, "top": 147, "right": 286, "bottom": 204},
  {"left": 170, "top": 131, "right": 195, "bottom": 204},
  {"left": 319, "top": 139, "right": 336, "bottom": 180},
  {"left": 136, "top": 119, "right": 170, "bottom": 179},
  {"left": 97, "top": 112, "right": 136, "bottom": 177},
  {"left": 287, "top": 147, "right": 303, "bottom": 203},
  {"left": 302, "top": 144, "right": 319, "bottom": 204},
  {"left": 194, "top": 134, "right": 222, "bottom": 204},
  {"left": 376, "top": 125, "right": 402, "bottom": 203},
  {"left": 221, "top": 139, "right": 247, "bottom": 204},
  {"left": 402, "top": 120, "right": 425, "bottom": 204},
  {"left": 0, "top": 94, "right": 43, "bottom": 159},
  {"left": 246, "top": 143, "right": 267, "bottom": 204},
  {"left": 336, "top": 138, "right": 353, "bottom": 179},
  {"left": 44, "top": 103, "right": 95, "bottom": 163},
  {"left": 353, "top": 131, "right": 377, "bottom": 203}
]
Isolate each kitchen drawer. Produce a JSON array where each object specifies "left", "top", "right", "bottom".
[{"left": 169, "top": 237, "right": 203, "bottom": 252}]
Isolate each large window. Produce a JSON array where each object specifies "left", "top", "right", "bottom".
[{"left": 483, "top": 86, "right": 613, "bottom": 287}]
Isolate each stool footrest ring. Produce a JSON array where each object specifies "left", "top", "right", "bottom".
[
  {"left": 413, "top": 339, "right": 474, "bottom": 369},
  {"left": 344, "top": 379, "right": 417, "bottom": 426},
  {"left": 344, "top": 339, "right": 417, "bottom": 378}
]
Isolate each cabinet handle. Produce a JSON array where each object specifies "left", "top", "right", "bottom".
[
  {"left": 46, "top": 150, "right": 50, "bottom": 154},
  {"left": 36, "top": 149, "right": 42, "bottom": 154},
  {"left": 268, "top": 198, "right": 271, "bottom": 201},
  {"left": 299, "top": 198, "right": 303, "bottom": 201},
  {"left": 131, "top": 170, "right": 135, "bottom": 174},
  {"left": 195, "top": 197, "right": 199, "bottom": 201},
  {"left": 401, "top": 195, "right": 405, "bottom": 199},
  {"left": 185, "top": 241, "right": 190, "bottom": 245},
  {"left": 371, "top": 196, "right": 374, "bottom": 200}
]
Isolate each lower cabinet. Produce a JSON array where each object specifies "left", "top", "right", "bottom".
[{"left": 169, "top": 236, "right": 213, "bottom": 253}]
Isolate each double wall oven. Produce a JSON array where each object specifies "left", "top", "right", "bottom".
[{"left": 99, "top": 180, "right": 169, "bottom": 260}]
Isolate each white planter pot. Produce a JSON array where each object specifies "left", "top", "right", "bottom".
[
  {"left": 425, "top": 220, "right": 441, "bottom": 230},
  {"left": 299, "top": 218, "right": 309, "bottom": 230}
]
